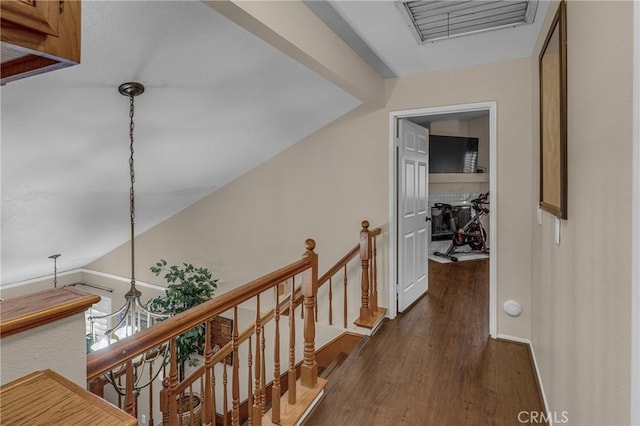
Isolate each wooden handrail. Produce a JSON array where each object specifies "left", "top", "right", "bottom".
[
  {"left": 318, "top": 227, "right": 380, "bottom": 287},
  {"left": 87, "top": 255, "right": 313, "bottom": 381},
  {"left": 292, "top": 220, "right": 384, "bottom": 329},
  {"left": 286, "top": 226, "right": 381, "bottom": 314},
  {"left": 318, "top": 245, "right": 359, "bottom": 286}
]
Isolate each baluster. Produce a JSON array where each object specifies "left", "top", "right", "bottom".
[
  {"left": 125, "top": 360, "right": 135, "bottom": 416},
  {"left": 343, "top": 264, "right": 348, "bottom": 329},
  {"left": 223, "top": 362, "right": 228, "bottom": 426},
  {"left": 117, "top": 374, "right": 123, "bottom": 409},
  {"left": 160, "top": 337, "right": 178, "bottom": 426},
  {"left": 149, "top": 360, "right": 155, "bottom": 426},
  {"left": 170, "top": 339, "right": 179, "bottom": 426},
  {"left": 88, "top": 377, "right": 105, "bottom": 398},
  {"left": 253, "top": 295, "right": 262, "bottom": 424},
  {"left": 189, "top": 383, "right": 195, "bottom": 426},
  {"left": 301, "top": 239, "right": 318, "bottom": 388},
  {"left": 161, "top": 378, "right": 169, "bottom": 425},
  {"left": 232, "top": 307, "right": 240, "bottom": 426},
  {"left": 247, "top": 336, "right": 253, "bottom": 426},
  {"left": 203, "top": 320, "right": 213, "bottom": 426},
  {"left": 370, "top": 234, "right": 378, "bottom": 313},
  {"left": 272, "top": 287, "right": 281, "bottom": 424},
  {"left": 211, "top": 366, "right": 217, "bottom": 426},
  {"left": 288, "top": 277, "right": 296, "bottom": 405},
  {"left": 358, "top": 220, "right": 371, "bottom": 323},
  {"left": 329, "top": 277, "right": 333, "bottom": 326},
  {"left": 133, "top": 364, "right": 139, "bottom": 418},
  {"left": 261, "top": 327, "right": 266, "bottom": 414}
]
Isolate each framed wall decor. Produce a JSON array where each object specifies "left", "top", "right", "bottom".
[
  {"left": 209, "top": 316, "right": 233, "bottom": 365},
  {"left": 539, "top": 0, "right": 568, "bottom": 219}
]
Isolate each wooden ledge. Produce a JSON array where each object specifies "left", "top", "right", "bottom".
[
  {"left": 0, "top": 287, "right": 100, "bottom": 338},
  {"left": 1, "top": 369, "right": 136, "bottom": 425}
]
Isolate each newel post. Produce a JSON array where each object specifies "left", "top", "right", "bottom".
[
  {"left": 358, "top": 220, "right": 371, "bottom": 323},
  {"left": 300, "top": 239, "right": 318, "bottom": 388}
]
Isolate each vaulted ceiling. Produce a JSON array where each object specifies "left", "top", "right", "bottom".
[{"left": 1, "top": 1, "right": 549, "bottom": 286}]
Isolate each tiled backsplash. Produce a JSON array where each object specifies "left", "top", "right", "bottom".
[{"left": 429, "top": 192, "right": 483, "bottom": 254}]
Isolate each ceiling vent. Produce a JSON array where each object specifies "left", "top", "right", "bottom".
[{"left": 398, "top": 0, "right": 538, "bottom": 43}]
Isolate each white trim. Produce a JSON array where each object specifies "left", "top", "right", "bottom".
[
  {"left": 497, "top": 334, "right": 551, "bottom": 424},
  {"left": 295, "top": 388, "right": 325, "bottom": 426},
  {"left": 1, "top": 267, "right": 167, "bottom": 292},
  {"left": 388, "top": 113, "right": 398, "bottom": 319},
  {"left": 1, "top": 268, "right": 82, "bottom": 289},
  {"left": 631, "top": 1, "right": 640, "bottom": 423},
  {"left": 496, "top": 333, "right": 530, "bottom": 344},
  {"left": 79, "top": 268, "right": 167, "bottom": 292},
  {"left": 388, "top": 101, "right": 498, "bottom": 337}
]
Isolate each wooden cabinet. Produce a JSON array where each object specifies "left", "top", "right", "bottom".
[{"left": 1, "top": 0, "right": 81, "bottom": 85}]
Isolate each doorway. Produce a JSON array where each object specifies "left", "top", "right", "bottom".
[{"left": 388, "top": 101, "right": 498, "bottom": 338}]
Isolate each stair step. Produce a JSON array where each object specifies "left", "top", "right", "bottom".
[
  {"left": 262, "top": 377, "right": 327, "bottom": 425},
  {"left": 319, "top": 352, "right": 348, "bottom": 379}
]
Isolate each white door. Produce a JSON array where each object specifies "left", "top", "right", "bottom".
[{"left": 397, "top": 119, "right": 429, "bottom": 312}]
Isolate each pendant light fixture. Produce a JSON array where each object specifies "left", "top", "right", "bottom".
[
  {"left": 87, "top": 82, "right": 168, "bottom": 393},
  {"left": 48, "top": 253, "right": 61, "bottom": 288}
]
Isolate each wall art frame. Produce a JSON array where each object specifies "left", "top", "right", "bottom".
[{"left": 539, "top": 0, "right": 568, "bottom": 219}]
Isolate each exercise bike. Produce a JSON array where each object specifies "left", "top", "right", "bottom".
[{"left": 433, "top": 192, "right": 489, "bottom": 262}]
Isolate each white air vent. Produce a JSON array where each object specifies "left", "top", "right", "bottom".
[{"left": 398, "top": 0, "right": 538, "bottom": 43}]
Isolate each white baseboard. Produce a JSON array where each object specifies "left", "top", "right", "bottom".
[{"left": 496, "top": 334, "right": 550, "bottom": 424}]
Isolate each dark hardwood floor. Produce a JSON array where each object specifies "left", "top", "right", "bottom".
[{"left": 306, "top": 259, "right": 545, "bottom": 425}]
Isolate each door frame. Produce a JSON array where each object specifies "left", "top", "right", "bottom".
[{"left": 388, "top": 101, "right": 498, "bottom": 338}]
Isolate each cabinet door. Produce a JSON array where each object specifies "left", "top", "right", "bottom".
[{"left": 1, "top": 0, "right": 60, "bottom": 36}]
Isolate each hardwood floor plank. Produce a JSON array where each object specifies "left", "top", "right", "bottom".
[{"left": 306, "top": 259, "right": 545, "bottom": 425}]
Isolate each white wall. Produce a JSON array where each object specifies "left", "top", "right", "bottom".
[
  {"left": 1, "top": 314, "right": 87, "bottom": 387},
  {"left": 386, "top": 59, "right": 533, "bottom": 338},
  {"left": 89, "top": 56, "right": 533, "bottom": 340},
  {"left": 530, "top": 2, "right": 634, "bottom": 424}
]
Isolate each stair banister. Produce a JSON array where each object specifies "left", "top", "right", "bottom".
[
  {"left": 300, "top": 239, "right": 318, "bottom": 388},
  {"left": 354, "top": 221, "right": 384, "bottom": 328},
  {"left": 86, "top": 250, "right": 315, "bottom": 380},
  {"left": 87, "top": 239, "right": 318, "bottom": 425},
  {"left": 358, "top": 220, "right": 372, "bottom": 323}
]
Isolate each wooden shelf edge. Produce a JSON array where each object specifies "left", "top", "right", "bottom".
[
  {"left": 429, "top": 173, "right": 489, "bottom": 184},
  {"left": 0, "top": 287, "right": 100, "bottom": 338}
]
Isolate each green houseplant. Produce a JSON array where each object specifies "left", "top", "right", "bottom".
[
  {"left": 148, "top": 259, "right": 218, "bottom": 379},
  {"left": 148, "top": 260, "right": 218, "bottom": 425}
]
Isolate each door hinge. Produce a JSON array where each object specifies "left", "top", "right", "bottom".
[{"left": 59, "top": 0, "right": 64, "bottom": 14}]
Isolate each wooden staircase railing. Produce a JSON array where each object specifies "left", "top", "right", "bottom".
[
  {"left": 86, "top": 239, "right": 321, "bottom": 426},
  {"left": 353, "top": 220, "right": 386, "bottom": 328},
  {"left": 285, "top": 220, "right": 385, "bottom": 331}
]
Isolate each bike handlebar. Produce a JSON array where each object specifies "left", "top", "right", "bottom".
[{"left": 471, "top": 192, "right": 489, "bottom": 204}]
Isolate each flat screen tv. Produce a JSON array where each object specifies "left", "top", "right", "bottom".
[{"left": 429, "top": 135, "right": 479, "bottom": 173}]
